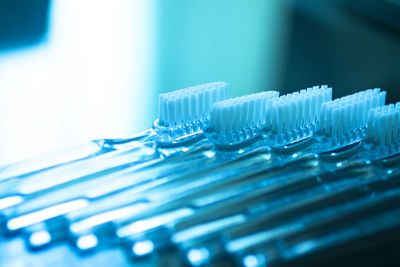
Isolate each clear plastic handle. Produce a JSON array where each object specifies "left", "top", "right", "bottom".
[
  {"left": 0, "top": 141, "right": 104, "bottom": 182},
  {"left": 0, "top": 129, "right": 156, "bottom": 182}
]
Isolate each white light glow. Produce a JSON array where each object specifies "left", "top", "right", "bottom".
[
  {"left": 0, "top": 196, "right": 23, "bottom": 210},
  {"left": 203, "top": 151, "right": 216, "bottom": 158},
  {"left": 227, "top": 223, "right": 301, "bottom": 253},
  {"left": 29, "top": 230, "right": 52, "bottom": 247},
  {"left": 173, "top": 214, "right": 246, "bottom": 244},
  {"left": 76, "top": 234, "right": 98, "bottom": 251},
  {"left": 243, "top": 254, "right": 259, "bottom": 267},
  {"left": 7, "top": 199, "right": 89, "bottom": 230},
  {"left": 117, "top": 208, "right": 193, "bottom": 237},
  {"left": 132, "top": 240, "right": 155, "bottom": 256},
  {"left": 70, "top": 203, "right": 149, "bottom": 234},
  {"left": 0, "top": 0, "right": 154, "bottom": 165},
  {"left": 187, "top": 247, "right": 210, "bottom": 266}
]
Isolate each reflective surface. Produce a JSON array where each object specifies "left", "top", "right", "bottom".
[{"left": 1, "top": 1, "right": 400, "bottom": 266}]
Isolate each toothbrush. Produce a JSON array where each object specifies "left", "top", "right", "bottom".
[
  {"left": 0, "top": 81, "right": 229, "bottom": 182},
  {"left": 0, "top": 82, "right": 229, "bottom": 213}
]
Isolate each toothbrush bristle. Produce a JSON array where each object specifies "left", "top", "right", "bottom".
[
  {"left": 209, "top": 91, "right": 279, "bottom": 134},
  {"left": 367, "top": 102, "right": 400, "bottom": 146},
  {"left": 158, "top": 82, "right": 229, "bottom": 127},
  {"left": 320, "top": 88, "right": 386, "bottom": 139},
  {"left": 270, "top": 85, "right": 332, "bottom": 135}
]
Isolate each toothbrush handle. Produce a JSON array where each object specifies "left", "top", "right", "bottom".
[
  {"left": 1, "top": 144, "right": 217, "bottom": 236},
  {"left": 0, "top": 141, "right": 105, "bottom": 182},
  {"left": 0, "top": 128, "right": 156, "bottom": 183},
  {"left": 102, "top": 128, "right": 157, "bottom": 148},
  {"left": 6, "top": 145, "right": 213, "bottom": 218}
]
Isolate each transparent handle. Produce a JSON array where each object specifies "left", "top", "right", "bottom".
[
  {"left": 0, "top": 141, "right": 104, "bottom": 182},
  {"left": 0, "top": 128, "right": 156, "bottom": 183},
  {"left": 2, "top": 144, "right": 216, "bottom": 241},
  {"left": 6, "top": 147, "right": 211, "bottom": 229}
]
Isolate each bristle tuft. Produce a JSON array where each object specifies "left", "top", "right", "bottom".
[
  {"left": 367, "top": 102, "right": 400, "bottom": 146},
  {"left": 320, "top": 88, "right": 386, "bottom": 140},
  {"left": 269, "top": 85, "right": 332, "bottom": 137},
  {"left": 207, "top": 91, "right": 279, "bottom": 145},
  {"left": 209, "top": 91, "right": 279, "bottom": 134},
  {"left": 158, "top": 82, "right": 229, "bottom": 127}
]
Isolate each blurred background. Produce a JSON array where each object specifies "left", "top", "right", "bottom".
[{"left": 0, "top": 0, "right": 399, "bottom": 165}]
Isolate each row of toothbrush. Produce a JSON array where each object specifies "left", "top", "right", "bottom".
[{"left": 1, "top": 82, "right": 400, "bottom": 266}]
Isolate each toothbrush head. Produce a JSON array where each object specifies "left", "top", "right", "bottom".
[
  {"left": 155, "top": 82, "right": 229, "bottom": 145},
  {"left": 319, "top": 88, "right": 386, "bottom": 147},
  {"left": 264, "top": 85, "right": 332, "bottom": 146},
  {"left": 205, "top": 91, "right": 279, "bottom": 146},
  {"left": 367, "top": 102, "right": 400, "bottom": 147}
]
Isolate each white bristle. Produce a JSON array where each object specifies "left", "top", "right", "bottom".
[
  {"left": 270, "top": 85, "right": 332, "bottom": 135},
  {"left": 209, "top": 91, "right": 279, "bottom": 134},
  {"left": 158, "top": 82, "right": 229, "bottom": 127},
  {"left": 319, "top": 88, "right": 386, "bottom": 139},
  {"left": 367, "top": 103, "right": 400, "bottom": 146}
]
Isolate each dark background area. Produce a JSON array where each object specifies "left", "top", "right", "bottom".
[
  {"left": 279, "top": 0, "right": 400, "bottom": 103},
  {"left": 0, "top": 0, "right": 50, "bottom": 50}
]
